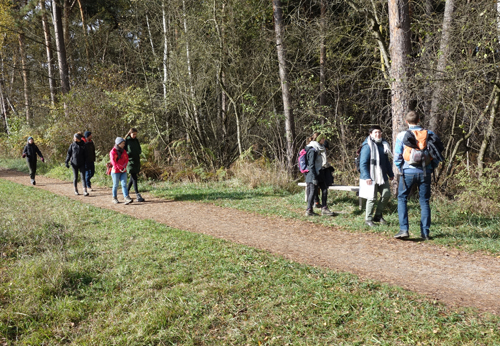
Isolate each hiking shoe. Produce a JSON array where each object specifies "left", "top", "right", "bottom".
[
  {"left": 83, "top": 191, "right": 89, "bottom": 196},
  {"left": 305, "top": 209, "right": 318, "bottom": 216},
  {"left": 373, "top": 216, "right": 387, "bottom": 225},
  {"left": 136, "top": 193, "right": 145, "bottom": 202},
  {"left": 124, "top": 196, "right": 133, "bottom": 205},
  {"left": 314, "top": 202, "right": 322, "bottom": 209},
  {"left": 74, "top": 190, "right": 79, "bottom": 195},
  {"left": 394, "top": 230, "right": 409, "bottom": 239},
  {"left": 112, "top": 198, "right": 119, "bottom": 204},
  {"left": 365, "top": 220, "right": 375, "bottom": 227},
  {"left": 321, "top": 207, "right": 335, "bottom": 216}
]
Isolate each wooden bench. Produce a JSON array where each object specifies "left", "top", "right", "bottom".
[{"left": 298, "top": 182, "right": 363, "bottom": 209}]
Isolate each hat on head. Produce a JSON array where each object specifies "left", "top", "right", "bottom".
[
  {"left": 74, "top": 133, "right": 82, "bottom": 140},
  {"left": 115, "top": 137, "right": 125, "bottom": 145},
  {"left": 27, "top": 136, "right": 33, "bottom": 143},
  {"left": 84, "top": 131, "right": 92, "bottom": 138}
]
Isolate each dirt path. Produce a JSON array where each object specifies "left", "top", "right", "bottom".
[{"left": 3, "top": 168, "right": 500, "bottom": 314}]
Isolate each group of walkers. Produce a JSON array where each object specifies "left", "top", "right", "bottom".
[
  {"left": 24, "top": 111, "right": 442, "bottom": 239},
  {"left": 304, "top": 111, "right": 443, "bottom": 241},
  {"left": 23, "top": 128, "right": 145, "bottom": 205}
]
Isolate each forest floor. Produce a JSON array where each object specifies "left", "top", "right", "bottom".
[{"left": 3, "top": 167, "right": 500, "bottom": 315}]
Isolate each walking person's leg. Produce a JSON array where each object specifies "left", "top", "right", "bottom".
[
  {"left": 374, "top": 180, "right": 391, "bottom": 223},
  {"left": 120, "top": 173, "right": 133, "bottom": 204},
  {"left": 418, "top": 173, "right": 432, "bottom": 239},
  {"left": 306, "top": 182, "right": 317, "bottom": 215},
  {"left": 396, "top": 174, "right": 414, "bottom": 239},
  {"left": 79, "top": 166, "right": 88, "bottom": 195},
  {"left": 72, "top": 165, "right": 79, "bottom": 194},
  {"left": 319, "top": 181, "right": 333, "bottom": 215},
  {"left": 28, "top": 159, "right": 36, "bottom": 184},
  {"left": 111, "top": 173, "right": 119, "bottom": 203}
]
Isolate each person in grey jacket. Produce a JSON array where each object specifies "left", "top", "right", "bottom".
[
  {"left": 359, "top": 125, "right": 394, "bottom": 226},
  {"left": 304, "top": 133, "right": 334, "bottom": 216}
]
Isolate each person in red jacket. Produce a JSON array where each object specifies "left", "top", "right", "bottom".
[{"left": 110, "top": 137, "right": 133, "bottom": 205}]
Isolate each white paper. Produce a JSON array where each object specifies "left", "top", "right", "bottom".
[{"left": 359, "top": 179, "right": 375, "bottom": 200}]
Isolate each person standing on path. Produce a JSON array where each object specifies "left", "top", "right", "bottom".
[
  {"left": 110, "top": 137, "right": 133, "bottom": 205},
  {"left": 84, "top": 131, "right": 96, "bottom": 191},
  {"left": 394, "top": 111, "right": 441, "bottom": 240},
  {"left": 65, "top": 133, "right": 88, "bottom": 196},
  {"left": 124, "top": 128, "right": 144, "bottom": 202},
  {"left": 22, "top": 136, "right": 44, "bottom": 185},
  {"left": 304, "top": 133, "right": 334, "bottom": 216},
  {"left": 359, "top": 125, "right": 394, "bottom": 227}
]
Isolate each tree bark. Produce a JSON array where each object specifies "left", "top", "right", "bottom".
[
  {"left": 162, "top": 0, "right": 169, "bottom": 144},
  {"left": 477, "top": 85, "right": 500, "bottom": 176},
  {"left": 388, "top": 0, "right": 411, "bottom": 143},
  {"left": 273, "top": 0, "right": 295, "bottom": 174},
  {"left": 429, "top": 0, "right": 455, "bottom": 133},
  {"left": 41, "top": 0, "right": 57, "bottom": 106},
  {"left": 319, "top": 0, "right": 326, "bottom": 123},
  {"left": 0, "top": 77, "right": 9, "bottom": 134},
  {"left": 18, "top": 31, "right": 30, "bottom": 124},
  {"left": 182, "top": 0, "right": 202, "bottom": 141},
  {"left": 76, "top": 0, "right": 90, "bottom": 65},
  {"left": 53, "top": 0, "right": 70, "bottom": 94}
]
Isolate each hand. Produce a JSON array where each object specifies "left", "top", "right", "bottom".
[
  {"left": 366, "top": 179, "right": 373, "bottom": 185},
  {"left": 312, "top": 179, "right": 318, "bottom": 185},
  {"left": 41, "top": 157, "right": 45, "bottom": 163},
  {"left": 22, "top": 153, "right": 26, "bottom": 158},
  {"left": 389, "top": 176, "right": 394, "bottom": 181},
  {"left": 66, "top": 163, "right": 70, "bottom": 168}
]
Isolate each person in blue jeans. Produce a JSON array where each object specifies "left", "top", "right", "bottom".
[{"left": 394, "top": 111, "right": 440, "bottom": 240}]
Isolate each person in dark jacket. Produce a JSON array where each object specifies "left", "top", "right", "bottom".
[
  {"left": 304, "top": 133, "right": 334, "bottom": 216},
  {"left": 22, "top": 136, "right": 44, "bottom": 185},
  {"left": 359, "top": 125, "right": 394, "bottom": 227},
  {"left": 84, "top": 131, "right": 96, "bottom": 190},
  {"left": 124, "top": 128, "right": 144, "bottom": 202},
  {"left": 65, "top": 133, "right": 88, "bottom": 196}
]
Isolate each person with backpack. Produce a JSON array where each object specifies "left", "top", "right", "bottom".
[
  {"left": 110, "top": 137, "right": 133, "bottom": 205},
  {"left": 359, "top": 125, "right": 394, "bottom": 227},
  {"left": 125, "top": 128, "right": 145, "bottom": 202},
  {"left": 22, "top": 136, "right": 44, "bottom": 185},
  {"left": 84, "top": 131, "right": 96, "bottom": 191},
  {"left": 65, "top": 133, "right": 88, "bottom": 196},
  {"left": 394, "top": 111, "right": 444, "bottom": 240},
  {"left": 304, "top": 133, "right": 334, "bottom": 216}
]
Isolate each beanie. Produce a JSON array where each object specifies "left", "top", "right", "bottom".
[
  {"left": 74, "top": 133, "right": 82, "bottom": 140},
  {"left": 115, "top": 137, "right": 125, "bottom": 145},
  {"left": 84, "top": 131, "right": 92, "bottom": 138}
]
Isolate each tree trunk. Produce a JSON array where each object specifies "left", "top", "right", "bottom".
[
  {"left": 18, "top": 31, "right": 30, "bottom": 124},
  {"left": 41, "top": 0, "right": 57, "bottom": 106},
  {"left": 429, "top": 0, "right": 455, "bottom": 132},
  {"left": 0, "top": 78, "right": 9, "bottom": 134},
  {"left": 162, "top": 0, "right": 169, "bottom": 144},
  {"left": 182, "top": 0, "right": 202, "bottom": 140},
  {"left": 53, "top": 0, "right": 70, "bottom": 94},
  {"left": 388, "top": 0, "right": 411, "bottom": 190},
  {"left": 273, "top": 0, "right": 295, "bottom": 174},
  {"left": 477, "top": 85, "right": 500, "bottom": 176},
  {"left": 319, "top": 0, "right": 326, "bottom": 123},
  {"left": 63, "top": 0, "right": 72, "bottom": 76},
  {"left": 76, "top": 0, "right": 90, "bottom": 65}
]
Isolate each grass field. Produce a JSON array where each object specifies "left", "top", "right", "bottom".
[
  {"left": 1, "top": 178, "right": 500, "bottom": 344},
  {"left": 2, "top": 157, "right": 500, "bottom": 257}
]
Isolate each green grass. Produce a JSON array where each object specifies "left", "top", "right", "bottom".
[
  {"left": 2, "top": 157, "right": 500, "bottom": 255},
  {"left": 1, "top": 179, "right": 500, "bottom": 345}
]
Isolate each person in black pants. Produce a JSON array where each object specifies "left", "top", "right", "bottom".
[
  {"left": 84, "top": 131, "right": 96, "bottom": 190},
  {"left": 65, "top": 133, "right": 88, "bottom": 196},
  {"left": 22, "top": 136, "right": 44, "bottom": 185},
  {"left": 125, "top": 128, "right": 145, "bottom": 202}
]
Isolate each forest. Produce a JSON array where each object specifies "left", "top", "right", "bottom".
[{"left": 0, "top": 0, "right": 499, "bottom": 207}]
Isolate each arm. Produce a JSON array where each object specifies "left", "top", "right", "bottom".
[
  {"left": 306, "top": 149, "right": 318, "bottom": 181},
  {"left": 22, "top": 145, "right": 27, "bottom": 158},
  {"left": 394, "top": 132, "right": 405, "bottom": 172},
  {"left": 65, "top": 145, "right": 72, "bottom": 167},
  {"left": 35, "top": 145, "right": 44, "bottom": 162}
]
